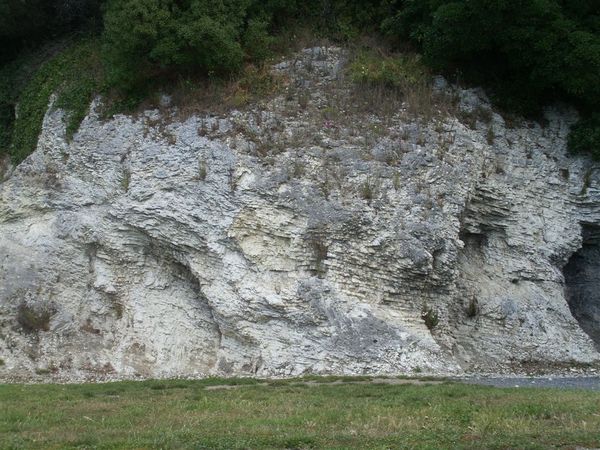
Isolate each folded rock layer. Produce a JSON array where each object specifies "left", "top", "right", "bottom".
[{"left": 1, "top": 48, "right": 598, "bottom": 381}]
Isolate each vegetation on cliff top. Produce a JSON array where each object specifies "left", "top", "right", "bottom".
[{"left": 0, "top": 0, "right": 599, "bottom": 162}]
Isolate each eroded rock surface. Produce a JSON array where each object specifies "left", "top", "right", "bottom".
[{"left": 1, "top": 47, "right": 599, "bottom": 381}]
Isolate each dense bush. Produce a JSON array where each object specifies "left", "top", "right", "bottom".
[
  {"left": 383, "top": 0, "right": 600, "bottom": 155},
  {"left": 101, "top": 0, "right": 390, "bottom": 93},
  {"left": 0, "top": 1, "right": 105, "bottom": 160},
  {"left": 0, "top": 1, "right": 52, "bottom": 63},
  {"left": 569, "top": 113, "right": 600, "bottom": 160},
  {"left": 101, "top": 0, "right": 272, "bottom": 94}
]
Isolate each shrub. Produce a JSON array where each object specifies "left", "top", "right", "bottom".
[
  {"left": 384, "top": 0, "right": 599, "bottom": 110},
  {"left": 121, "top": 169, "right": 131, "bottom": 192},
  {"left": 360, "top": 177, "right": 376, "bottom": 203},
  {"left": 243, "top": 19, "right": 275, "bottom": 62},
  {"left": 568, "top": 113, "right": 600, "bottom": 160},
  {"left": 230, "top": 65, "right": 283, "bottom": 106},
  {"left": 2, "top": 0, "right": 599, "bottom": 163},
  {"left": 16, "top": 302, "right": 56, "bottom": 333},
  {"left": 421, "top": 305, "right": 439, "bottom": 330},
  {"left": 466, "top": 296, "right": 479, "bottom": 318},
  {"left": 102, "top": 0, "right": 252, "bottom": 93},
  {"left": 393, "top": 172, "right": 401, "bottom": 190}
]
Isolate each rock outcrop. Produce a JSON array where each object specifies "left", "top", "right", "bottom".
[{"left": 1, "top": 47, "right": 599, "bottom": 381}]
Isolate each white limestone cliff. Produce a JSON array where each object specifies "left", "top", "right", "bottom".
[{"left": 1, "top": 47, "right": 598, "bottom": 381}]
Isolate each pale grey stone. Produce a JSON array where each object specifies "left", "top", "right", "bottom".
[{"left": 0, "top": 48, "right": 598, "bottom": 382}]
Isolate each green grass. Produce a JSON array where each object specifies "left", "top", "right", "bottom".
[
  {"left": 1, "top": 377, "right": 599, "bottom": 449},
  {"left": 347, "top": 49, "right": 429, "bottom": 89}
]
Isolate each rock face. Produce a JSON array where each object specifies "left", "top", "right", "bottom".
[{"left": 1, "top": 47, "right": 599, "bottom": 381}]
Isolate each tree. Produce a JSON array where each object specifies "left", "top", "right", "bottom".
[
  {"left": 384, "top": 0, "right": 600, "bottom": 155},
  {"left": 102, "top": 0, "right": 254, "bottom": 91}
]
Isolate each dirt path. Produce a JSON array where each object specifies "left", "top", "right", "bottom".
[
  {"left": 204, "top": 377, "right": 444, "bottom": 390},
  {"left": 456, "top": 376, "right": 600, "bottom": 391},
  {"left": 203, "top": 376, "right": 600, "bottom": 391}
]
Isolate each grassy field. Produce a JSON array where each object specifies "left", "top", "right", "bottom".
[{"left": 1, "top": 377, "right": 599, "bottom": 449}]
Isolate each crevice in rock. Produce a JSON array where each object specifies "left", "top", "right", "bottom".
[
  {"left": 459, "top": 230, "right": 488, "bottom": 251},
  {"left": 564, "top": 224, "right": 600, "bottom": 349},
  {"left": 145, "top": 243, "right": 225, "bottom": 358},
  {"left": 171, "top": 257, "right": 225, "bottom": 348}
]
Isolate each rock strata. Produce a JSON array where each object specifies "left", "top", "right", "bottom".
[{"left": 1, "top": 47, "right": 599, "bottom": 381}]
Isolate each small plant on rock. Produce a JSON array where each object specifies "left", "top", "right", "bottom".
[
  {"left": 421, "top": 304, "right": 439, "bottom": 330},
  {"left": 360, "top": 176, "right": 377, "bottom": 204},
  {"left": 486, "top": 126, "right": 495, "bottom": 145},
  {"left": 17, "top": 302, "right": 55, "bottom": 333},
  {"left": 393, "top": 172, "right": 401, "bottom": 190},
  {"left": 121, "top": 169, "right": 131, "bottom": 192},
  {"left": 311, "top": 237, "right": 328, "bottom": 278},
  {"left": 198, "top": 159, "right": 207, "bottom": 181},
  {"left": 466, "top": 296, "right": 479, "bottom": 318},
  {"left": 291, "top": 159, "right": 305, "bottom": 178}
]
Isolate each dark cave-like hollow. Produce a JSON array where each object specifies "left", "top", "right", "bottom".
[{"left": 563, "top": 224, "right": 600, "bottom": 349}]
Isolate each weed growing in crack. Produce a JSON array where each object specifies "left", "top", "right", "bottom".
[
  {"left": 486, "top": 126, "right": 496, "bottom": 145},
  {"left": 121, "top": 169, "right": 131, "bottom": 192},
  {"left": 198, "top": 159, "right": 207, "bottom": 181},
  {"left": 393, "top": 172, "right": 401, "bottom": 191},
  {"left": 360, "top": 176, "right": 377, "bottom": 204},
  {"left": 421, "top": 305, "right": 439, "bottom": 330},
  {"left": 466, "top": 296, "right": 479, "bottom": 318}
]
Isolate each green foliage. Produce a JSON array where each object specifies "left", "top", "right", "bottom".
[
  {"left": 383, "top": 0, "right": 600, "bottom": 156},
  {"left": 197, "top": 159, "right": 207, "bottom": 181},
  {"left": 359, "top": 176, "right": 377, "bottom": 204},
  {"left": 568, "top": 113, "right": 600, "bottom": 160},
  {"left": 102, "top": 0, "right": 251, "bottom": 93},
  {"left": 0, "top": 50, "right": 47, "bottom": 160},
  {"left": 121, "top": 169, "right": 131, "bottom": 192},
  {"left": 0, "top": 1, "right": 53, "bottom": 63},
  {"left": 101, "top": 0, "right": 392, "bottom": 95},
  {"left": 243, "top": 19, "right": 275, "bottom": 62},
  {"left": 348, "top": 49, "right": 428, "bottom": 88},
  {"left": 1, "top": 39, "right": 104, "bottom": 162},
  {"left": 388, "top": 2, "right": 594, "bottom": 109},
  {"left": 251, "top": 0, "right": 388, "bottom": 38}
]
